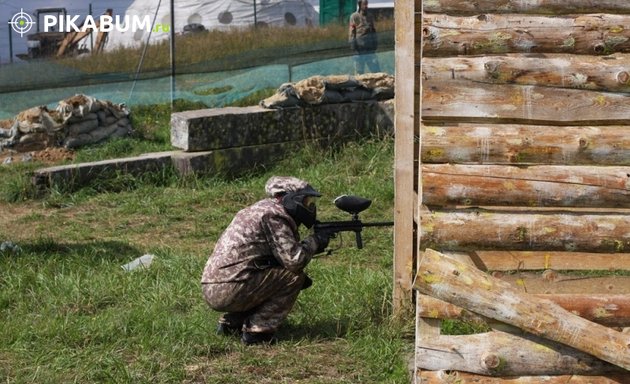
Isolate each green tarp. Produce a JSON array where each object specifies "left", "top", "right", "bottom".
[{"left": 319, "top": 0, "right": 356, "bottom": 25}]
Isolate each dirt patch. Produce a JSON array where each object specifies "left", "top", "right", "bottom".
[
  {"left": 182, "top": 341, "right": 368, "bottom": 384},
  {"left": 1, "top": 94, "right": 131, "bottom": 165},
  {"left": 0, "top": 147, "right": 75, "bottom": 166},
  {"left": 32, "top": 147, "right": 75, "bottom": 163}
]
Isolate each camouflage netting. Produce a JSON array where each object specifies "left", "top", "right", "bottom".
[
  {"left": 0, "top": 94, "right": 132, "bottom": 155},
  {"left": 259, "top": 72, "right": 395, "bottom": 109}
]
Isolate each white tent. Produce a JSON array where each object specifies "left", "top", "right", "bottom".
[{"left": 106, "top": 0, "right": 319, "bottom": 50}]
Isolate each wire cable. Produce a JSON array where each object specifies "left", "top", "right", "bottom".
[{"left": 127, "top": 0, "right": 162, "bottom": 104}]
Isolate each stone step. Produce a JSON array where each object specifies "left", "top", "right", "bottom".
[{"left": 32, "top": 152, "right": 177, "bottom": 192}]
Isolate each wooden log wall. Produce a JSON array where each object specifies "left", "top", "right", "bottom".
[{"left": 412, "top": 0, "right": 630, "bottom": 382}]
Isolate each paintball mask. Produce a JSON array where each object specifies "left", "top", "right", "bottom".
[{"left": 282, "top": 185, "right": 321, "bottom": 228}]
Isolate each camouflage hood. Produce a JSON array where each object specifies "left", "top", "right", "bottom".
[{"left": 264, "top": 176, "right": 320, "bottom": 197}]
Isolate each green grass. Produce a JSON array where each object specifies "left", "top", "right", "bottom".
[
  {"left": 0, "top": 108, "right": 412, "bottom": 383},
  {"left": 193, "top": 85, "right": 234, "bottom": 96}
]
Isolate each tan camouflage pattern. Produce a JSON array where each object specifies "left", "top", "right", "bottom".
[
  {"left": 202, "top": 268, "right": 305, "bottom": 333},
  {"left": 201, "top": 197, "right": 320, "bottom": 333},
  {"left": 264, "top": 176, "right": 310, "bottom": 197}
]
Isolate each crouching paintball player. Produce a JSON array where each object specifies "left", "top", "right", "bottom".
[{"left": 201, "top": 176, "right": 333, "bottom": 345}]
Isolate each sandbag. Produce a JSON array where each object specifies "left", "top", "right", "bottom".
[
  {"left": 0, "top": 94, "right": 132, "bottom": 154},
  {"left": 260, "top": 73, "right": 395, "bottom": 109}
]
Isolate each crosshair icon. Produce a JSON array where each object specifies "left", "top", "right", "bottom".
[{"left": 9, "top": 9, "right": 36, "bottom": 37}]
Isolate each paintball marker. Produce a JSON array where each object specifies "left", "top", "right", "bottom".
[{"left": 314, "top": 195, "right": 394, "bottom": 249}]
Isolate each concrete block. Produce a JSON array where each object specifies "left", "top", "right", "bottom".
[
  {"left": 32, "top": 151, "right": 177, "bottom": 191},
  {"left": 171, "top": 142, "right": 302, "bottom": 177},
  {"left": 170, "top": 101, "right": 394, "bottom": 152},
  {"left": 31, "top": 101, "right": 395, "bottom": 192}
]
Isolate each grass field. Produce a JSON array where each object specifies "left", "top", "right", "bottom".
[{"left": 0, "top": 94, "right": 414, "bottom": 382}]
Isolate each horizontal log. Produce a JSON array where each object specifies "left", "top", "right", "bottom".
[
  {"left": 422, "top": 164, "right": 630, "bottom": 208},
  {"left": 420, "top": 207, "right": 630, "bottom": 253},
  {"left": 471, "top": 251, "right": 630, "bottom": 271},
  {"left": 423, "top": 14, "right": 630, "bottom": 56},
  {"left": 421, "top": 123, "right": 630, "bottom": 165},
  {"left": 415, "top": 249, "right": 630, "bottom": 370},
  {"left": 550, "top": 294, "right": 630, "bottom": 327},
  {"left": 421, "top": 0, "right": 630, "bottom": 15},
  {"left": 419, "top": 294, "right": 467, "bottom": 320},
  {"left": 422, "top": 80, "right": 630, "bottom": 124},
  {"left": 497, "top": 273, "right": 630, "bottom": 295},
  {"left": 419, "top": 294, "right": 630, "bottom": 327},
  {"left": 417, "top": 371, "right": 630, "bottom": 384},
  {"left": 422, "top": 55, "right": 630, "bottom": 92},
  {"left": 417, "top": 331, "right": 624, "bottom": 375}
]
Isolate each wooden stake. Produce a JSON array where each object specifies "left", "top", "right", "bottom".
[{"left": 393, "top": 0, "right": 417, "bottom": 317}]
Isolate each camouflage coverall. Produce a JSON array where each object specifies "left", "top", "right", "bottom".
[{"left": 201, "top": 197, "right": 319, "bottom": 334}]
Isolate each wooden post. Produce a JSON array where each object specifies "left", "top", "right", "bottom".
[
  {"left": 414, "top": 1, "right": 429, "bottom": 382},
  {"left": 393, "top": 0, "right": 416, "bottom": 316},
  {"left": 414, "top": 249, "right": 630, "bottom": 370}
]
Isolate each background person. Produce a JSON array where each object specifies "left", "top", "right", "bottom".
[
  {"left": 201, "top": 176, "right": 333, "bottom": 345},
  {"left": 349, "top": 0, "right": 381, "bottom": 74}
]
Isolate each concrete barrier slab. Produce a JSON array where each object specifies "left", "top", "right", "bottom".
[
  {"left": 170, "top": 101, "right": 394, "bottom": 152},
  {"left": 32, "top": 152, "right": 177, "bottom": 191}
]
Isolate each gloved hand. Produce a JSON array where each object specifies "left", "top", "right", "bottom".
[{"left": 311, "top": 230, "right": 335, "bottom": 254}]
